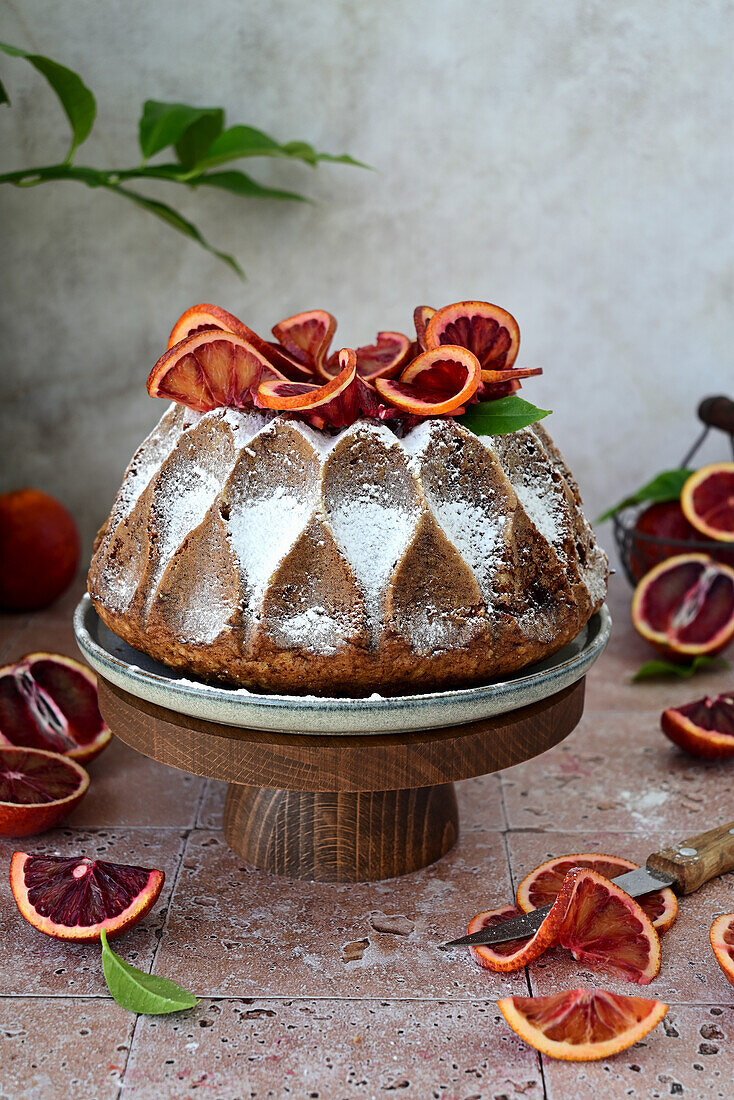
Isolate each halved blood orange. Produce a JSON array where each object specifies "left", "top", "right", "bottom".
[
  {"left": 148, "top": 330, "right": 286, "bottom": 413},
  {"left": 324, "top": 331, "right": 412, "bottom": 381},
  {"left": 374, "top": 346, "right": 481, "bottom": 416},
  {"left": 0, "top": 653, "right": 111, "bottom": 764},
  {"left": 681, "top": 463, "right": 734, "bottom": 543},
  {"left": 468, "top": 903, "right": 565, "bottom": 972},
  {"left": 516, "top": 853, "right": 678, "bottom": 933},
  {"left": 257, "top": 348, "right": 357, "bottom": 411},
  {"left": 425, "top": 300, "right": 520, "bottom": 372},
  {"left": 272, "top": 310, "right": 336, "bottom": 374},
  {"left": 10, "top": 850, "right": 164, "bottom": 941},
  {"left": 710, "top": 912, "right": 734, "bottom": 987},
  {"left": 0, "top": 747, "right": 89, "bottom": 836},
  {"left": 498, "top": 988, "right": 668, "bottom": 1062},
  {"left": 413, "top": 306, "right": 436, "bottom": 351},
  {"left": 166, "top": 303, "right": 307, "bottom": 377},
  {"left": 661, "top": 693, "right": 734, "bottom": 759},
  {"left": 631, "top": 554, "right": 734, "bottom": 659}
]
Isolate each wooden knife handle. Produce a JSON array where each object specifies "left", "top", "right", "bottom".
[{"left": 646, "top": 821, "right": 734, "bottom": 895}]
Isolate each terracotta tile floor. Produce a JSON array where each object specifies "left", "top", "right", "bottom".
[{"left": 1, "top": 572, "right": 733, "bottom": 1099}]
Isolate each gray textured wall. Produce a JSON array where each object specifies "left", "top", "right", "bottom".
[{"left": 1, "top": 0, "right": 732, "bottom": 555}]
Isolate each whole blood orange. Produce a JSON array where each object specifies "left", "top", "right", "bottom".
[
  {"left": 681, "top": 463, "right": 734, "bottom": 542},
  {"left": 498, "top": 988, "right": 668, "bottom": 1061},
  {"left": 629, "top": 501, "right": 699, "bottom": 581},
  {"left": 631, "top": 553, "right": 734, "bottom": 659},
  {"left": 10, "top": 850, "right": 164, "bottom": 941},
  {"left": 661, "top": 692, "right": 734, "bottom": 759},
  {"left": 710, "top": 913, "right": 734, "bottom": 987},
  {"left": 0, "top": 490, "right": 79, "bottom": 612},
  {"left": 0, "top": 747, "right": 88, "bottom": 836}
]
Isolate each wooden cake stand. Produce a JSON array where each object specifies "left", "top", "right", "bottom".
[{"left": 96, "top": 676, "right": 584, "bottom": 883}]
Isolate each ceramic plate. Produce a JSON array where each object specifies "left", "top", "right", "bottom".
[{"left": 74, "top": 596, "right": 611, "bottom": 736}]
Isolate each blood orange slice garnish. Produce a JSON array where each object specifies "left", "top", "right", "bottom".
[
  {"left": 166, "top": 303, "right": 305, "bottom": 377},
  {"left": 10, "top": 850, "right": 164, "bottom": 941},
  {"left": 0, "top": 653, "right": 111, "bottom": 764},
  {"left": 425, "top": 300, "right": 521, "bottom": 372},
  {"left": 257, "top": 348, "right": 357, "bottom": 411},
  {"left": 516, "top": 853, "right": 678, "bottom": 933},
  {"left": 323, "top": 331, "right": 412, "bottom": 381},
  {"left": 148, "top": 330, "right": 287, "bottom": 413},
  {"left": 468, "top": 903, "right": 566, "bottom": 972},
  {"left": 374, "top": 346, "right": 481, "bottom": 416},
  {"left": 498, "top": 988, "right": 668, "bottom": 1062},
  {"left": 681, "top": 463, "right": 734, "bottom": 543},
  {"left": 631, "top": 553, "right": 734, "bottom": 659},
  {"left": 0, "top": 747, "right": 89, "bottom": 836},
  {"left": 272, "top": 310, "right": 336, "bottom": 375},
  {"left": 661, "top": 692, "right": 734, "bottom": 759},
  {"left": 710, "top": 912, "right": 734, "bottom": 987},
  {"left": 413, "top": 306, "right": 436, "bottom": 351}
]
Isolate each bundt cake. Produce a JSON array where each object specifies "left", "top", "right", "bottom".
[{"left": 88, "top": 300, "right": 608, "bottom": 696}]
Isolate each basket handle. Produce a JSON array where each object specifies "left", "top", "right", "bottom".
[{"left": 698, "top": 395, "right": 734, "bottom": 434}]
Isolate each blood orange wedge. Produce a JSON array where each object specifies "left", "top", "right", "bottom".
[
  {"left": 166, "top": 303, "right": 305, "bottom": 377},
  {"left": 258, "top": 348, "right": 357, "bottom": 411},
  {"left": 0, "top": 748, "right": 88, "bottom": 836},
  {"left": 324, "top": 331, "right": 412, "bottom": 381},
  {"left": 10, "top": 850, "right": 164, "bottom": 941},
  {"left": 0, "top": 653, "right": 111, "bottom": 764},
  {"left": 661, "top": 692, "right": 734, "bottom": 759},
  {"left": 498, "top": 988, "right": 668, "bottom": 1062},
  {"left": 516, "top": 853, "right": 678, "bottom": 933},
  {"left": 148, "top": 330, "right": 286, "bottom": 413},
  {"left": 374, "top": 346, "right": 481, "bottom": 416},
  {"left": 631, "top": 554, "right": 734, "bottom": 659},
  {"left": 681, "top": 463, "right": 734, "bottom": 543},
  {"left": 272, "top": 310, "right": 336, "bottom": 375},
  {"left": 710, "top": 913, "right": 734, "bottom": 987},
  {"left": 425, "top": 300, "right": 520, "bottom": 372}
]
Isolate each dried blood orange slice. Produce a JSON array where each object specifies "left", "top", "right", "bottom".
[
  {"left": 258, "top": 348, "right": 357, "bottom": 411},
  {"left": 468, "top": 903, "right": 566, "bottom": 972},
  {"left": 272, "top": 310, "right": 336, "bottom": 374},
  {"left": 0, "top": 653, "right": 111, "bottom": 764},
  {"left": 498, "top": 988, "right": 668, "bottom": 1062},
  {"left": 681, "top": 463, "right": 734, "bottom": 543},
  {"left": 661, "top": 693, "right": 734, "bottom": 759},
  {"left": 413, "top": 306, "right": 436, "bottom": 351},
  {"left": 323, "top": 331, "right": 412, "bottom": 381},
  {"left": 425, "top": 300, "right": 520, "bottom": 372},
  {"left": 631, "top": 553, "right": 734, "bottom": 659},
  {"left": 148, "top": 330, "right": 286, "bottom": 413},
  {"left": 710, "top": 913, "right": 734, "bottom": 987},
  {"left": 10, "top": 850, "right": 164, "bottom": 941},
  {"left": 516, "top": 853, "right": 678, "bottom": 933},
  {"left": 0, "top": 748, "right": 88, "bottom": 836},
  {"left": 166, "top": 303, "right": 306, "bottom": 377},
  {"left": 374, "top": 346, "right": 481, "bottom": 416}
]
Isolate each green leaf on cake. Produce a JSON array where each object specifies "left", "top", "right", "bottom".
[
  {"left": 597, "top": 468, "right": 694, "bottom": 523},
  {"left": 101, "top": 929, "right": 198, "bottom": 1015},
  {"left": 458, "top": 395, "right": 551, "bottom": 436},
  {"left": 632, "top": 655, "right": 730, "bottom": 682}
]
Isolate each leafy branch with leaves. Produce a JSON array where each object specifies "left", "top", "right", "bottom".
[{"left": 0, "top": 41, "right": 365, "bottom": 275}]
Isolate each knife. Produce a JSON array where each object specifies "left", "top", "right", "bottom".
[{"left": 445, "top": 820, "right": 734, "bottom": 949}]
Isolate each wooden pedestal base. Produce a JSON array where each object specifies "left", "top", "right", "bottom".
[
  {"left": 223, "top": 784, "right": 459, "bottom": 882},
  {"left": 97, "top": 676, "right": 585, "bottom": 883}
]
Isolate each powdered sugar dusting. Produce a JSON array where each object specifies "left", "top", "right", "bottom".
[{"left": 277, "top": 606, "right": 347, "bottom": 655}]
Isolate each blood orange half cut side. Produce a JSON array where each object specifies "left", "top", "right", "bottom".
[
  {"left": 710, "top": 912, "right": 734, "bottom": 987},
  {"left": 0, "top": 653, "right": 111, "bottom": 763},
  {"left": 498, "top": 988, "right": 668, "bottom": 1062},
  {"left": 516, "top": 853, "right": 678, "bottom": 933},
  {"left": 374, "top": 346, "right": 481, "bottom": 416},
  {"left": 272, "top": 310, "right": 336, "bottom": 374},
  {"left": 681, "top": 463, "right": 734, "bottom": 543},
  {"left": 148, "top": 330, "right": 287, "bottom": 413},
  {"left": 10, "top": 851, "right": 164, "bottom": 941},
  {"left": 662, "top": 693, "right": 734, "bottom": 759},
  {"left": 425, "top": 300, "right": 520, "bottom": 372},
  {"left": 0, "top": 748, "right": 89, "bottom": 836},
  {"left": 631, "top": 553, "right": 734, "bottom": 659}
]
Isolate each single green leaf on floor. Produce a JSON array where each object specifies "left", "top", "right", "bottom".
[
  {"left": 597, "top": 468, "right": 694, "bottom": 523},
  {"left": 0, "top": 42, "right": 96, "bottom": 158},
  {"left": 458, "top": 395, "right": 551, "bottom": 436},
  {"left": 111, "top": 185, "right": 244, "bottom": 277},
  {"left": 632, "top": 655, "right": 730, "bottom": 682},
  {"left": 194, "top": 170, "right": 309, "bottom": 202},
  {"left": 101, "top": 929, "right": 197, "bottom": 1015},
  {"left": 139, "top": 101, "right": 224, "bottom": 161}
]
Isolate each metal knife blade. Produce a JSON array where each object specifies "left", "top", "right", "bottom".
[{"left": 444, "top": 866, "right": 675, "bottom": 949}]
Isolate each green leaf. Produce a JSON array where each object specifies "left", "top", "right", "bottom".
[
  {"left": 632, "top": 655, "right": 730, "bottom": 682},
  {"left": 193, "top": 170, "right": 309, "bottom": 203},
  {"left": 281, "top": 140, "right": 318, "bottom": 166},
  {"left": 196, "top": 124, "right": 287, "bottom": 168},
  {"left": 316, "top": 152, "right": 373, "bottom": 169},
  {"left": 111, "top": 185, "right": 244, "bottom": 277},
  {"left": 597, "top": 468, "right": 694, "bottom": 523},
  {"left": 101, "top": 929, "right": 197, "bottom": 1015},
  {"left": 139, "top": 101, "right": 223, "bottom": 160},
  {"left": 0, "top": 41, "right": 96, "bottom": 158},
  {"left": 175, "top": 110, "right": 224, "bottom": 169},
  {"left": 458, "top": 395, "right": 551, "bottom": 436}
]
